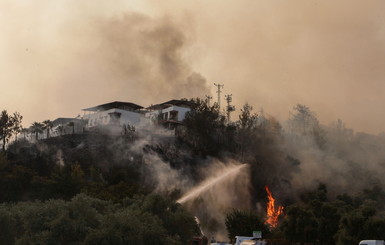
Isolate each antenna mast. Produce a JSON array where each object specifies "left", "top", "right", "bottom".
[
  {"left": 214, "top": 83, "right": 224, "bottom": 109},
  {"left": 225, "top": 94, "right": 235, "bottom": 124}
]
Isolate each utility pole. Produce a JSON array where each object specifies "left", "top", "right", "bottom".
[
  {"left": 206, "top": 95, "right": 213, "bottom": 106},
  {"left": 214, "top": 83, "right": 224, "bottom": 109},
  {"left": 225, "top": 94, "right": 235, "bottom": 124}
]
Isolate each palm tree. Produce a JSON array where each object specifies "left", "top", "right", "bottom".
[
  {"left": 42, "top": 120, "right": 53, "bottom": 139},
  {"left": 30, "top": 122, "right": 43, "bottom": 141},
  {"left": 21, "top": 127, "right": 29, "bottom": 140}
]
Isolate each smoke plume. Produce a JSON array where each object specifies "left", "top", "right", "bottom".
[
  {"left": 92, "top": 13, "right": 209, "bottom": 102},
  {"left": 0, "top": 1, "right": 209, "bottom": 125}
]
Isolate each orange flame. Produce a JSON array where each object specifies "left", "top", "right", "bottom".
[{"left": 264, "top": 186, "right": 284, "bottom": 228}]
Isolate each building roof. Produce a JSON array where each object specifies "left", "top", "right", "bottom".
[
  {"left": 146, "top": 99, "right": 194, "bottom": 110},
  {"left": 82, "top": 101, "right": 143, "bottom": 112}
]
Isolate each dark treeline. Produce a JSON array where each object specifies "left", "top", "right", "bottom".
[
  {"left": 0, "top": 193, "right": 198, "bottom": 245},
  {"left": 1, "top": 99, "right": 385, "bottom": 244}
]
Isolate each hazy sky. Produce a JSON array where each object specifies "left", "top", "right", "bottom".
[{"left": 2, "top": 0, "right": 385, "bottom": 134}]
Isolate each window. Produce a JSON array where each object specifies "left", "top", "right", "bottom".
[{"left": 170, "top": 110, "right": 178, "bottom": 121}]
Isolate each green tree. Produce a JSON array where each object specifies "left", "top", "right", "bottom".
[
  {"left": 84, "top": 208, "right": 172, "bottom": 245},
  {"left": 42, "top": 120, "right": 53, "bottom": 139},
  {"left": 0, "top": 110, "right": 23, "bottom": 151},
  {"left": 30, "top": 122, "right": 43, "bottom": 141},
  {"left": 238, "top": 103, "right": 258, "bottom": 130},
  {"left": 9, "top": 195, "right": 104, "bottom": 245},
  {"left": 0, "top": 164, "right": 36, "bottom": 202},
  {"left": 287, "top": 104, "right": 326, "bottom": 149},
  {"left": 12, "top": 112, "right": 22, "bottom": 142},
  {"left": 20, "top": 127, "right": 29, "bottom": 140},
  {"left": 335, "top": 200, "right": 383, "bottom": 245},
  {"left": 122, "top": 123, "right": 136, "bottom": 141},
  {"left": 314, "top": 202, "right": 341, "bottom": 245},
  {"left": 50, "top": 163, "right": 85, "bottom": 200},
  {"left": 225, "top": 209, "right": 268, "bottom": 243},
  {"left": 0, "top": 205, "right": 15, "bottom": 245},
  {"left": 181, "top": 98, "right": 227, "bottom": 156},
  {"left": 281, "top": 184, "right": 342, "bottom": 245},
  {"left": 0, "top": 194, "right": 196, "bottom": 245},
  {"left": 289, "top": 104, "right": 317, "bottom": 135},
  {"left": 281, "top": 205, "right": 318, "bottom": 244},
  {"left": 131, "top": 193, "right": 199, "bottom": 243},
  {"left": 235, "top": 103, "right": 259, "bottom": 162}
]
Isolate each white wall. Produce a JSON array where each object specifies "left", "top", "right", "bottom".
[
  {"left": 83, "top": 105, "right": 190, "bottom": 130},
  {"left": 163, "top": 106, "right": 190, "bottom": 121},
  {"left": 83, "top": 109, "right": 143, "bottom": 128},
  {"left": 145, "top": 106, "right": 190, "bottom": 123}
]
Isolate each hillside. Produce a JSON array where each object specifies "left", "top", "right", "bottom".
[{"left": 1, "top": 99, "right": 385, "bottom": 244}]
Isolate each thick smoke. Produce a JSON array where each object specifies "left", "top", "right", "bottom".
[
  {"left": 93, "top": 13, "right": 209, "bottom": 102},
  {"left": 3, "top": 1, "right": 385, "bottom": 133},
  {"left": 281, "top": 109, "right": 385, "bottom": 199},
  {"left": 102, "top": 127, "right": 252, "bottom": 240},
  {"left": 141, "top": 0, "right": 385, "bottom": 134},
  {"left": 13, "top": 102, "right": 385, "bottom": 241},
  {"left": 4, "top": 0, "right": 385, "bottom": 240},
  {"left": 0, "top": 2, "right": 209, "bottom": 125}
]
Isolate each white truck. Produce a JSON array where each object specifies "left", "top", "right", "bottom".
[
  {"left": 235, "top": 236, "right": 267, "bottom": 245},
  {"left": 359, "top": 241, "right": 385, "bottom": 245}
]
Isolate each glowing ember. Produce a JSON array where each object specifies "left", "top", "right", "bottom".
[{"left": 264, "top": 186, "right": 284, "bottom": 228}]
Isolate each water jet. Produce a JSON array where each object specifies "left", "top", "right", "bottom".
[{"left": 177, "top": 164, "right": 248, "bottom": 204}]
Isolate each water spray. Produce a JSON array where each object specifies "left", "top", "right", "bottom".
[{"left": 177, "top": 164, "right": 248, "bottom": 204}]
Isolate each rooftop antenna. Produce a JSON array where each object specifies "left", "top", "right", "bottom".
[
  {"left": 206, "top": 95, "right": 213, "bottom": 106},
  {"left": 214, "top": 83, "right": 224, "bottom": 109},
  {"left": 225, "top": 94, "right": 235, "bottom": 124}
]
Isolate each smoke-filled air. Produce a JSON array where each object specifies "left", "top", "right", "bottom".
[
  {"left": 1, "top": 0, "right": 385, "bottom": 244},
  {"left": 2, "top": 0, "right": 385, "bottom": 134}
]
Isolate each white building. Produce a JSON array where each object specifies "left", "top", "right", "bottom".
[
  {"left": 45, "top": 100, "right": 194, "bottom": 137},
  {"left": 51, "top": 117, "right": 85, "bottom": 136},
  {"left": 145, "top": 100, "right": 192, "bottom": 129},
  {"left": 82, "top": 101, "right": 149, "bottom": 134}
]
